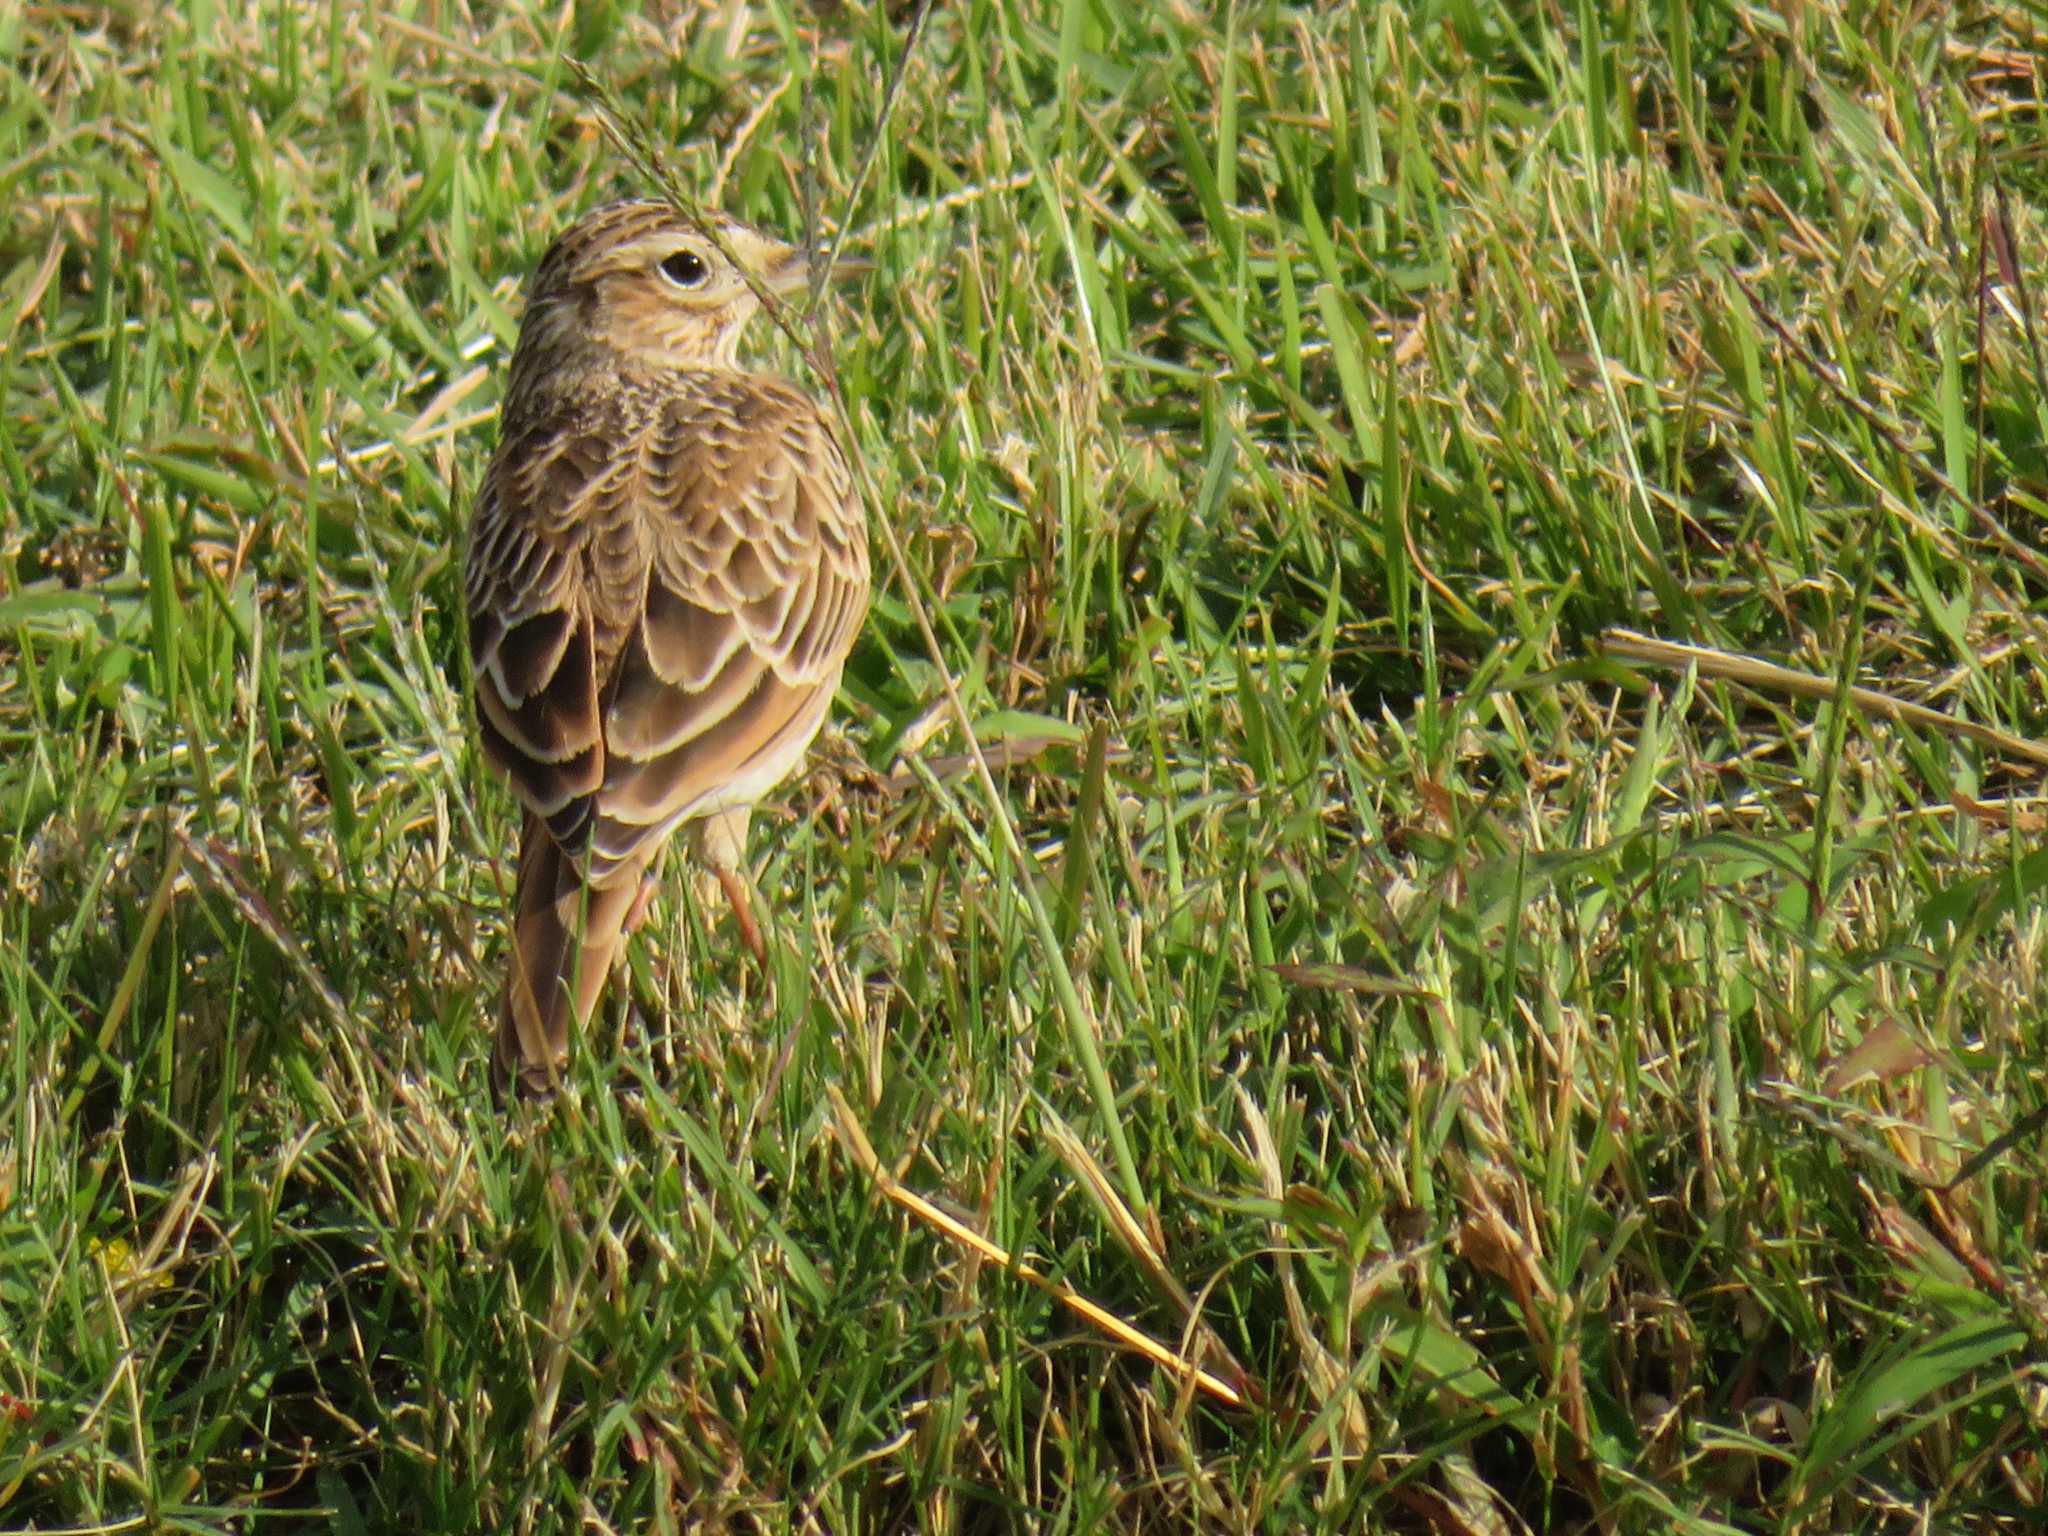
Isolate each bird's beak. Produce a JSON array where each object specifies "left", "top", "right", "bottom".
[
  {"left": 821, "top": 251, "right": 875, "bottom": 283},
  {"left": 764, "top": 246, "right": 873, "bottom": 295}
]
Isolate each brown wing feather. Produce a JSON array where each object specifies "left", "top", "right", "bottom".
[
  {"left": 583, "top": 379, "right": 868, "bottom": 884},
  {"left": 467, "top": 398, "right": 649, "bottom": 856}
]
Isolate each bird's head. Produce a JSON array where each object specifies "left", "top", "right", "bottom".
[{"left": 510, "top": 199, "right": 827, "bottom": 382}]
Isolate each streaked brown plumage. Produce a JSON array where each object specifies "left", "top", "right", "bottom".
[{"left": 466, "top": 198, "right": 869, "bottom": 1099}]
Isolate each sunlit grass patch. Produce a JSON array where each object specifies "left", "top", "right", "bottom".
[{"left": 3, "top": 1, "right": 2047, "bottom": 1530}]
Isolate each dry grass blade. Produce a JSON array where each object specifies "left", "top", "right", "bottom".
[
  {"left": 1601, "top": 628, "right": 2048, "bottom": 771},
  {"left": 1235, "top": 1079, "right": 1366, "bottom": 1449},
  {"left": 175, "top": 831, "right": 352, "bottom": 1030},
  {"left": 1035, "top": 1095, "right": 1254, "bottom": 1394},
  {"left": 1729, "top": 268, "right": 2048, "bottom": 593},
  {"left": 58, "top": 843, "right": 181, "bottom": 1124},
  {"left": 826, "top": 1087, "right": 1248, "bottom": 1410}
]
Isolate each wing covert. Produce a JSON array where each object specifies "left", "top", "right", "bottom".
[
  {"left": 468, "top": 378, "right": 868, "bottom": 887},
  {"left": 587, "top": 383, "right": 869, "bottom": 882}
]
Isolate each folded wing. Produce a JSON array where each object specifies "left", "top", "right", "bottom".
[{"left": 466, "top": 376, "right": 870, "bottom": 888}]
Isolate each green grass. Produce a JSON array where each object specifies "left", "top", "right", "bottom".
[{"left": 5, "top": 0, "right": 2048, "bottom": 1530}]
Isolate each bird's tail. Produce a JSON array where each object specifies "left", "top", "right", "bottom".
[{"left": 494, "top": 813, "right": 646, "bottom": 1101}]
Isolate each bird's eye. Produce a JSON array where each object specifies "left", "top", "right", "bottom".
[{"left": 658, "top": 249, "right": 708, "bottom": 287}]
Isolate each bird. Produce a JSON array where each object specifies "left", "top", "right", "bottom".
[{"left": 465, "top": 197, "right": 871, "bottom": 1100}]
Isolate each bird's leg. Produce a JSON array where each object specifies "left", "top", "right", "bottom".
[
  {"left": 623, "top": 876, "right": 661, "bottom": 935},
  {"left": 693, "top": 806, "right": 767, "bottom": 966},
  {"left": 715, "top": 865, "right": 767, "bottom": 967}
]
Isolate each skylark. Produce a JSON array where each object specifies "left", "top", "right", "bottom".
[{"left": 465, "top": 198, "right": 871, "bottom": 1099}]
